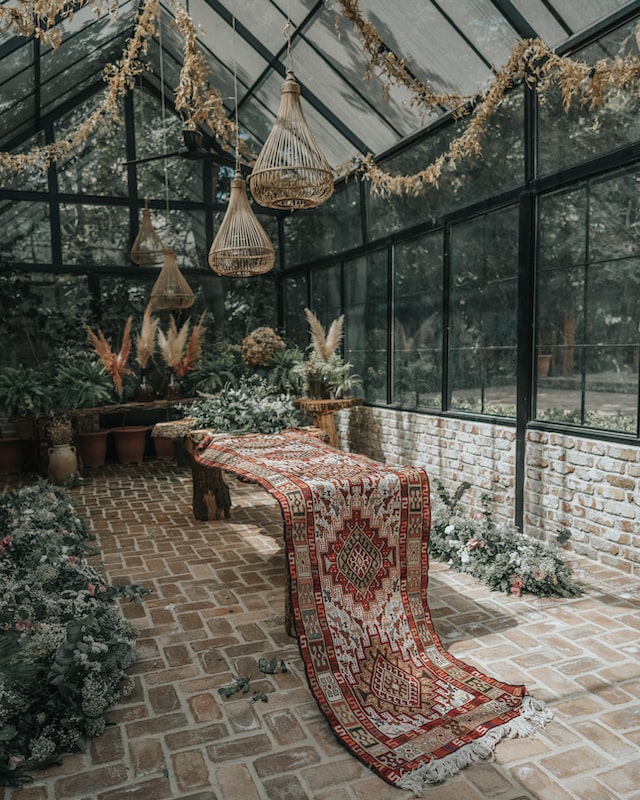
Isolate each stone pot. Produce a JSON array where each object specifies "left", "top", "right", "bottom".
[{"left": 47, "top": 444, "right": 78, "bottom": 484}]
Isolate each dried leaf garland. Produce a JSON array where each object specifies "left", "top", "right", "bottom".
[{"left": 85, "top": 317, "right": 134, "bottom": 397}]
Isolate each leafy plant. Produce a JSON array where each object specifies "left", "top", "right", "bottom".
[
  {"left": 52, "top": 354, "right": 116, "bottom": 411},
  {"left": 0, "top": 481, "right": 147, "bottom": 787},
  {"left": 429, "top": 480, "right": 582, "bottom": 598},
  {"left": 0, "top": 366, "right": 49, "bottom": 419},
  {"left": 266, "top": 347, "right": 305, "bottom": 394},
  {"left": 188, "top": 376, "right": 300, "bottom": 434}
]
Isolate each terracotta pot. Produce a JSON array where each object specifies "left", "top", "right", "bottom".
[
  {"left": 47, "top": 444, "right": 78, "bottom": 484},
  {"left": 153, "top": 436, "right": 175, "bottom": 462},
  {"left": 0, "top": 437, "right": 23, "bottom": 475},
  {"left": 77, "top": 429, "right": 109, "bottom": 469},
  {"left": 111, "top": 426, "right": 149, "bottom": 465}
]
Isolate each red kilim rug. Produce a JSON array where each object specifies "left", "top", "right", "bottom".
[{"left": 194, "top": 429, "right": 551, "bottom": 794}]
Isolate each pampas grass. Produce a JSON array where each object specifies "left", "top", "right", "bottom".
[
  {"left": 304, "top": 308, "right": 344, "bottom": 361},
  {"left": 158, "top": 312, "right": 206, "bottom": 376},
  {"left": 85, "top": 318, "right": 133, "bottom": 397},
  {"left": 135, "top": 305, "right": 159, "bottom": 369}
]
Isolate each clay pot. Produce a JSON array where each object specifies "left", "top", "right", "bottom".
[
  {"left": 47, "top": 444, "right": 78, "bottom": 484},
  {"left": 111, "top": 426, "right": 149, "bottom": 465},
  {"left": 77, "top": 429, "right": 109, "bottom": 469}
]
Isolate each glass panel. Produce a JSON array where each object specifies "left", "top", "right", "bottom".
[
  {"left": 310, "top": 265, "right": 341, "bottom": 327},
  {"left": 283, "top": 180, "right": 361, "bottom": 266},
  {"left": 284, "top": 274, "right": 309, "bottom": 350},
  {"left": 508, "top": 0, "right": 569, "bottom": 47},
  {"left": 0, "top": 200, "right": 51, "bottom": 263},
  {"left": 536, "top": 167, "right": 640, "bottom": 433},
  {"left": 368, "top": 88, "right": 523, "bottom": 239},
  {"left": 538, "top": 20, "right": 640, "bottom": 176},
  {"left": 133, "top": 88, "right": 204, "bottom": 203},
  {"left": 55, "top": 93, "right": 128, "bottom": 196},
  {"left": 344, "top": 249, "right": 388, "bottom": 403},
  {"left": 449, "top": 206, "right": 518, "bottom": 415},
  {"left": 60, "top": 204, "right": 129, "bottom": 265},
  {"left": 537, "top": 186, "right": 587, "bottom": 271},
  {"left": 393, "top": 232, "right": 443, "bottom": 408},
  {"left": 302, "top": 9, "right": 423, "bottom": 139}
]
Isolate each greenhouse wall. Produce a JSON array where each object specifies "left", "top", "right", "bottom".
[{"left": 339, "top": 407, "right": 640, "bottom": 574}]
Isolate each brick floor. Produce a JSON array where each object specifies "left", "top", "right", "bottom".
[{"left": 2, "top": 459, "right": 640, "bottom": 799}]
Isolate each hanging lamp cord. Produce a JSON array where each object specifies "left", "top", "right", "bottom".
[
  {"left": 232, "top": 7, "right": 240, "bottom": 174},
  {"left": 158, "top": 10, "right": 171, "bottom": 227}
]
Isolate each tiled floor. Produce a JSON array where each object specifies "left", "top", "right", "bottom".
[{"left": 2, "top": 457, "right": 640, "bottom": 800}]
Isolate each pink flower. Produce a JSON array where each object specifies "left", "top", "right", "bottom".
[
  {"left": 0, "top": 535, "right": 12, "bottom": 553},
  {"left": 510, "top": 576, "right": 524, "bottom": 596},
  {"left": 15, "top": 620, "right": 32, "bottom": 631},
  {"left": 533, "top": 567, "right": 546, "bottom": 581},
  {"left": 87, "top": 583, "right": 96, "bottom": 596},
  {"left": 8, "top": 754, "right": 24, "bottom": 770},
  {"left": 68, "top": 556, "right": 78, "bottom": 564},
  {"left": 468, "top": 537, "right": 486, "bottom": 550}
]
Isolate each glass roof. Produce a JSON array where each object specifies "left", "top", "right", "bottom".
[{"left": 0, "top": 0, "right": 637, "bottom": 165}]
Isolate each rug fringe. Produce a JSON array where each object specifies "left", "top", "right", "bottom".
[{"left": 396, "top": 696, "right": 552, "bottom": 796}]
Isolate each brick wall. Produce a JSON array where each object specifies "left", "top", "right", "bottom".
[{"left": 337, "top": 406, "right": 640, "bottom": 574}]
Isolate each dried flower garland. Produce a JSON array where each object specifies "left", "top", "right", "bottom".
[
  {"left": 335, "top": 0, "right": 640, "bottom": 196},
  {"left": 0, "top": 0, "right": 117, "bottom": 48},
  {"left": 0, "top": 0, "right": 237, "bottom": 176}
]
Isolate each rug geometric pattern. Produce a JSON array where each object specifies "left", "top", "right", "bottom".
[{"left": 195, "top": 429, "right": 549, "bottom": 793}]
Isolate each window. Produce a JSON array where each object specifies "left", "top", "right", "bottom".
[
  {"left": 344, "top": 250, "right": 388, "bottom": 403},
  {"left": 393, "top": 232, "right": 443, "bottom": 408},
  {"left": 449, "top": 207, "right": 518, "bottom": 415},
  {"left": 536, "top": 170, "right": 640, "bottom": 433}
]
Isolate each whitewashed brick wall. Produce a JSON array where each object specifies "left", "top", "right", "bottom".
[{"left": 337, "top": 406, "right": 640, "bottom": 574}]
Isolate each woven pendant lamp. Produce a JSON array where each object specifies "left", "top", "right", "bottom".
[
  {"left": 249, "top": 69, "right": 334, "bottom": 210},
  {"left": 150, "top": 248, "right": 195, "bottom": 311},
  {"left": 208, "top": 171, "right": 275, "bottom": 276},
  {"left": 130, "top": 202, "right": 165, "bottom": 267}
]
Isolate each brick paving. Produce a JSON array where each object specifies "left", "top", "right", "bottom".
[{"left": 2, "top": 458, "right": 640, "bottom": 799}]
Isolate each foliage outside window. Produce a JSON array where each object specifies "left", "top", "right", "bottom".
[
  {"left": 54, "top": 93, "right": 127, "bottom": 197},
  {"left": 448, "top": 207, "right": 518, "bottom": 416},
  {"left": 0, "top": 201, "right": 51, "bottom": 264},
  {"left": 60, "top": 204, "right": 129, "bottom": 266},
  {"left": 282, "top": 180, "right": 361, "bottom": 268},
  {"left": 393, "top": 232, "right": 443, "bottom": 408},
  {"left": 284, "top": 274, "right": 309, "bottom": 351},
  {"left": 344, "top": 250, "right": 388, "bottom": 403},
  {"left": 538, "top": 21, "right": 640, "bottom": 177},
  {"left": 536, "top": 170, "right": 640, "bottom": 434}
]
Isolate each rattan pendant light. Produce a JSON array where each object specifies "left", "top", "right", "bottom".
[
  {"left": 130, "top": 200, "right": 165, "bottom": 267},
  {"left": 150, "top": 248, "right": 195, "bottom": 311},
  {"left": 208, "top": 11, "right": 275, "bottom": 277},
  {"left": 249, "top": 69, "right": 334, "bottom": 210}
]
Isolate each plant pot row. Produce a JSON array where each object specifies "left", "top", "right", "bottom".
[{"left": 0, "top": 426, "right": 175, "bottom": 476}]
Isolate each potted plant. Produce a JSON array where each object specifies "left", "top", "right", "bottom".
[
  {"left": 294, "top": 309, "right": 361, "bottom": 399},
  {"left": 0, "top": 365, "right": 50, "bottom": 474},
  {"left": 52, "top": 353, "right": 116, "bottom": 469}
]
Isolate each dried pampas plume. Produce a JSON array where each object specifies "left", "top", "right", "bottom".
[
  {"left": 135, "top": 305, "right": 159, "bottom": 369},
  {"left": 158, "top": 312, "right": 206, "bottom": 376},
  {"left": 305, "top": 308, "right": 344, "bottom": 361},
  {"left": 85, "top": 317, "right": 133, "bottom": 397}
]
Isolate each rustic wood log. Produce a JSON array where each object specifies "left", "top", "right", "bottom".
[{"left": 183, "top": 437, "right": 231, "bottom": 520}]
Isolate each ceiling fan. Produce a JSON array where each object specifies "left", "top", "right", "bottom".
[{"left": 124, "top": 129, "right": 244, "bottom": 171}]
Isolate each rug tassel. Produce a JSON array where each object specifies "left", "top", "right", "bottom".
[{"left": 397, "top": 696, "right": 553, "bottom": 796}]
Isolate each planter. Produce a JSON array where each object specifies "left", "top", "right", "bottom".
[
  {"left": 47, "top": 444, "right": 78, "bottom": 485},
  {"left": 111, "top": 426, "right": 149, "bottom": 465},
  {"left": 153, "top": 436, "right": 176, "bottom": 462},
  {"left": 0, "top": 437, "right": 23, "bottom": 475},
  {"left": 77, "top": 429, "right": 109, "bottom": 469},
  {"left": 537, "top": 354, "right": 552, "bottom": 379}
]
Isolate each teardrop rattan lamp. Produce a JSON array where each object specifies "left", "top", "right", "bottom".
[
  {"left": 150, "top": 248, "right": 195, "bottom": 311},
  {"left": 130, "top": 200, "right": 165, "bottom": 267},
  {"left": 208, "top": 12, "right": 275, "bottom": 277},
  {"left": 248, "top": 69, "right": 334, "bottom": 211},
  {"left": 208, "top": 171, "right": 275, "bottom": 276}
]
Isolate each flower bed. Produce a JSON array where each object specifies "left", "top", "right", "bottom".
[
  {"left": 0, "top": 481, "right": 147, "bottom": 787},
  {"left": 429, "top": 481, "right": 582, "bottom": 598}
]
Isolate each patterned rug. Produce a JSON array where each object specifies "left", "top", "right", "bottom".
[{"left": 194, "top": 429, "right": 551, "bottom": 794}]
